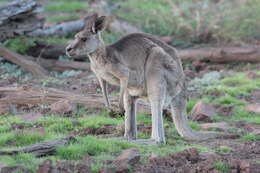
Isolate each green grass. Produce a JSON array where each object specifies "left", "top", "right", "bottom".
[
  {"left": 56, "top": 136, "right": 135, "bottom": 160},
  {"left": 45, "top": 1, "right": 88, "bottom": 12},
  {"left": 78, "top": 115, "right": 123, "bottom": 129},
  {"left": 214, "top": 160, "right": 230, "bottom": 173},
  {"left": 0, "top": 132, "right": 45, "bottom": 147},
  {"left": 239, "top": 134, "right": 260, "bottom": 142},
  {"left": 3, "top": 37, "right": 69, "bottom": 54},
  {"left": 46, "top": 14, "right": 80, "bottom": 23},
  {"left": 113, "top": 0, "right": 260, "bottom": 42},
  {"left": 216, "top": 146, "right": 232, "bottom": 153}
]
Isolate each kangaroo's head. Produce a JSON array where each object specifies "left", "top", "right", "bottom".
[{"left": 66, "top": 13, "right": 108, "bottom": 57}]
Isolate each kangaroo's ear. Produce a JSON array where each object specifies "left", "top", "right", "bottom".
[
  {"left": 94, "top": 16, "right": 108, "bottom": 32},
  {"left": 84, "top": 13, "right": 98, "bottom": 32}
]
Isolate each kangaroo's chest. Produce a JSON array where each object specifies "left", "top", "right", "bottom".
[{"left": 90, "top": 62, "right": 120, "bottom": 86}]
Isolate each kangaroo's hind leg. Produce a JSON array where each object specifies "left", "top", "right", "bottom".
[
  {"left": 123, "top": 90, "right": 137, "bottom": 140},
  {"left": 147, "top": 77, "right": 166, "bottom": 144}
]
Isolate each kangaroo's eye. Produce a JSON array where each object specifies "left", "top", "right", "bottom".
[{"left": 81, "top": 37, "right": 87, "bottom": 42}]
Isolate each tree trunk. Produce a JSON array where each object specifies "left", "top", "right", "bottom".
[{"left": 0, "top": 46, "right": 48, "bottom": 77}]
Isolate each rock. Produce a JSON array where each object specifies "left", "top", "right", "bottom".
[
  {"left": 191, "top": 102, "right": 216, "bottom": 122},
  {"left": 0, "top": 103, "right": 10, "bottom": 115},
  {"left": 246, "top": 71, "right": 260, "bottom": 79},
  {"left": 245, "top": 103, "right": 260, "bottom": 114},
  {"left": 0, "top": 163, "right": 6, "bottom": 172},
  {"left": 50, "top": 99, "right": 76, "bottom": 115},
  {"left": 1, "top": 166, "right": 32, "bottom": 173},
  {"left": 113, "top": 148, "right": 140, "bottom": 173},
  {"left": 200, "top": 122, "right": 229, "bottom": 131},
  {"left": 37, "top": 160, "right": 52, "bottom": 173}
]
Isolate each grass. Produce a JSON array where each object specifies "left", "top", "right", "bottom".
[
  {"left": 56, "top": 136, "right": 135, "bottom": 160},
  {"left": 0, "top": 132, "right": 45, "bottom": 147},
  {"left": 44, "top": 1, "right": 88, "bottom": 12},
  {"left": 46, "top": 14, "right": 80, "bottom": 23},
  {"left": 113, "top": 0, "right": 260, "bottom": 42},
  {"left": 214, "top": 160, "right": 231, "bottom": 173},
  {"left": 239, "top": 134, "right": 260, "bottom": 142},
  {"left": 3, "top": 37, "right": 69, "bottom": 54}
]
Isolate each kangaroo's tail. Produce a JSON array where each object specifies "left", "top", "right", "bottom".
[{"left": 170, "top": 87, "right": 238, "bottom": 141}]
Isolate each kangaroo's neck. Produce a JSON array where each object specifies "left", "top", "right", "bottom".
[{"left": 88, "top": 39, "right": 109, "bottom": 64}]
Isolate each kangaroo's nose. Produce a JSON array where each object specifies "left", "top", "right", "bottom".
[{"left": 66, "top": 47, "right": 72, "bottom": 52}]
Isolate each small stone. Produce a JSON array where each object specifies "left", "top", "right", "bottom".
[
  {"left": 37, "top": 160, "right": 53, "bottom": 173},
  {"left": 246, "top": 71, "right": 260, "bottom": 79},
  {"left": 113, "top": 148, "right": 140, "bottom": 173},
  {"left": 50, "top": 99, "right": 76, "bottom": 115},
  {"left": 245, "top": 103, "right": 260, "bottom": 114},
  {"left": 0, "top": 103, "right": 10, "bottom": 115},
  {"left": 191, "top": 102, "right": 216, "bottom": 122},
  {"left": 116, "top": 148, "right": 140, "bottom": 166}
]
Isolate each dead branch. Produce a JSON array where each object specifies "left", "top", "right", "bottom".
[
  {"left": 178, "top": 47, "right": 260, "bottom": 63},
  {"left": 0, "top": 136, "right": 76, "bottom": 157},
  {"left": 0, "top": 46, "right": 48, "bottom": 77}
]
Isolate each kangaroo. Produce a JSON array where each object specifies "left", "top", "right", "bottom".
[{"left": 66, "top": 13, "right": 232, "bottom": 145}]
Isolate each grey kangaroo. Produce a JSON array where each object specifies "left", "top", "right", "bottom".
[{"left": 66, "top": 14, "right": 231, "bottom": 144}]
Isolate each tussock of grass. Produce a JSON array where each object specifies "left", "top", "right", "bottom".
[
  {"left": 214, "top": 160, "right": 230, "bottom": 173},
  {"left": 239, "top": 134, "right": 260, "bottom": 142}
]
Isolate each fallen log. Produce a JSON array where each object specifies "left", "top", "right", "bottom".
[
  {"left": 0, "top": 46, "right": 48, "bottom": 77},
  {"left": 0, "top": 0, "right": 43, "bottom": 42},
  {"left": 178, "top": 47, "right": 260, "bottom": 63},
  {"left": 0, "top": 136, "right": 76, "bottom": 157},
  {"left": 0, "top": 86, "right": 151, "bottom": 114},
  {"left": 29, "top": 18, "right": 142, "bottom": 37},
  {"left": 26, "top": 41, "right": 66, "bottom": 60},
  {"left": 35, "top": 58, "right": 90, "bottom": 72}
]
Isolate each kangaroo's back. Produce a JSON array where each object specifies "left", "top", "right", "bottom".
[{"left": 107, "top": 33, "right": 183, "bottom": 74}]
